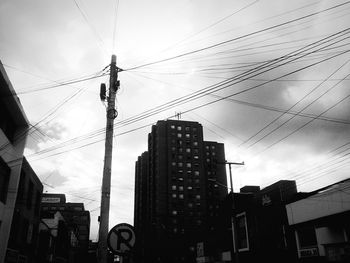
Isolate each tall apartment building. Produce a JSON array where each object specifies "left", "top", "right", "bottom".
[
  {"left": 134, "top": 120, "right": 227, "bottom": 263},
  {"left": 0, "top": 61, "right": 29, "bottom": 262}
]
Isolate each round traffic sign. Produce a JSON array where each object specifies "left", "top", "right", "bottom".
[{"left": 107, "top": 223, "right": 136, "bottom": 255}]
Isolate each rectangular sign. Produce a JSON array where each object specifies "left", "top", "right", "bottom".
[
  {"left": 41, "top": 197, "right": 61, "bottom": 203},
  {"left": 300, "top": 247, "right": 319, "bottom": 257}
]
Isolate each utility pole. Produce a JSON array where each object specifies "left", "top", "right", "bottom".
[
  {"left": 219, "top": 160, "right": 244, "bottom": 263},
  {"left": 98, "top": 54, "right": 120, "bottom": 263}
]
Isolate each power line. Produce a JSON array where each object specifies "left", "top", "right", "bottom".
[
  {"left": 15, "top": 72, "right": 108, "bottom": 95},
  {"left": 240, "top": 58, "right": 350, "bottom": 148},
  {"left": 124, "top": 1, "right": 350, "bottom": 71},
  {"left": 255, "top": 89, "right": 350, "bottom": 156},
  {"left": 72, "top": 0, "right": 108, "bottom": 56}
]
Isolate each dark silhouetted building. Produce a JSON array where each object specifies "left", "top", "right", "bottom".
[
  {"left": 218, "top": 180, "right": 299, "bottom": 263},
  {"left": 6, "top": 158, "right": 43, "bottom": 263},
  {"left": 39, "top": 193, "right": 91, "bottom": 262},
  {"left": 0, "top": 60, "right": 30, "bottom": 262},
  {"left": 134, "top": 120, "right": 227, "bottom": 263}
]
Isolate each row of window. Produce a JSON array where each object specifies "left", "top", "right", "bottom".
[
  {"left": 170, "top": 125, "right": 198, "bottom": 132},
  {"left": 171, "top": 139, "right": 199, "bottom": 147}
]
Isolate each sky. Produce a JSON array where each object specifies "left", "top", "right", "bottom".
[{"left": 1, "top": 0, "right": 350, "bottom": 241}]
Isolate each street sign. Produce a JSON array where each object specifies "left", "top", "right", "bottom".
[{"left": 107, "top": 223, "right": 136, "bottom": 256}]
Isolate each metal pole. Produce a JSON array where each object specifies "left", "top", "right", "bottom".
[
  {"left": 223, "top": 161, "right": 244, "bottom": 263},
  {"left": 98, "top": 54, "right": 118, "bottom": 263}
]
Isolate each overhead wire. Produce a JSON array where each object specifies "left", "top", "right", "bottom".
[
  {"left": 240, "top": 58, "right": 350, "bottom": 149},
  {"left": 124, "top": 1, "right": 350, "bottom": 71},
  {"left": 72, "top": 0, "right": 108, "bottom": 56},
  {"left": 7, "top": 30, "right": 349, "bottom": 166}
]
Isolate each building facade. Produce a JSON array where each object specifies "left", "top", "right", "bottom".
[
  {"left": 217, "top": 180, "right": 299, "bottom": 263},
  {"left": 0, "top": 61, "right": 29, "bottom": 263},
  {"left": 6, "top": 158, "right": 43, "bottom": 263},
  {"left": 134, "top": 120, "right": 227, "bottom": 263},
  {"left": 40, "top": 193, "right": 91, "bottom": 262},
  {"left": 286, "top": 179, "right": 350, "bottom": 262}
]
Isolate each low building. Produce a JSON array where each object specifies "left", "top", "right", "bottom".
[
  {"left": 40, "top": 193, "right": 91, "bottom": 261},
  {"left": 38, "top": 211, "right": 77, "bottom": 263},
  {"left": 0, "top": 60, "right": 30, "bottom": 262},
  {"left": 6, "top": 158, "right": 43, "bottom": 262},
  {"left": 286, "top": 179, "right": 350, "bottom": 262},
  {"left": 216, "top": 180, "right": 299, "bottom": 263}
]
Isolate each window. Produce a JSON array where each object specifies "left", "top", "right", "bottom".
[
  {"left": 194, "top": 155, "right": 199, "bottom": 159},
  {"left": 194, "top": 171, "right": 199, "bottom": 176},
  {"left": 185, "top": 134, "right": 190, "bottom": 138},
  {"left": 0, "top": 103, "right": 19, "bottom": 142},
  {"left": 0, "top": 157, "right": 10, "bottom": 204},
  {"left": 178, "top": 155, "right": 183, "bottom": 160},
  {"left": 178, "top": 147, "right": 183, "bottom": 153},
  {"left": 172, "top": 185, "right": 177, "bottom": 190},
  {"left": 172, "top": 210, "right": 177, "bottom": 215},
  {"left": 179, "top": 186, "right": 184, "bottom": 191},
  {"left": 185, "top": 127, "right": 190, "bottom": 131},
  {"left": 172, "top": 193, "right": 177, "bottom": 198},
  {"left": 177, "top": 126, "right": 182, "bottom": 131},
  {"left": 193, "top": 127, "right": 197, "bottom": 132},
  {"left": 236, "top": 212, "right": 249, "bottom": 251},
  {"left": 186, "top": 163, "right": 191, "bottom": 168},
  {"left": 171, "top": 162, "right": 176, "bottom": 166},
  {"left": 205, "top": 145, "right": 209, "bottom": 150},
  {"left": 179, "top": 194, "right": 184, "bottom": 199},
  {"left": 297, "top": 227, "right": 317, "bottom": 248},
  {"left": 171, "top": 125, "right": 175, "bottom": 129},
  {"left": 186, "top": 148, "right": 191, "bottom": 153},
  {"left": 171, "top": 146, "right": 176, "bottom": 151},
  {"left": 188, "top": 203, "right": 193, "bottom": 208},
  {"left": 195, "top": 195, "right": 201, "bottom": 200},
  {"left": 187, "top": 186, "right": 193, "bottom": 190},
  {"left": 177, "top": 133, "right": 182, "bottom": 138},
  {"left": 178, "top": 162, "right": 183, "bottom": 167},
  {"left": 193, "top": 142, "right": 198, "bottom": 146},
  {"left": 178, "top": 178, "right": 184, "bottom": 182}
]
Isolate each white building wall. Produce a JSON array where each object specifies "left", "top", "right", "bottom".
[{"left": 286, "top": 183, "right": 350, "bottom": 225}]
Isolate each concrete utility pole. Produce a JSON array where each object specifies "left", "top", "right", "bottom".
[
  {"left": 219, "top": 160, "right": 244, "bottom": 263},
  {"left": 98, "top": 54, "right": 119, "bottom": 263}
]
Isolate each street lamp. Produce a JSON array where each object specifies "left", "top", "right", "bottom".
[{"left": 215, "top": 160, "right": 244, "bottom": 263}]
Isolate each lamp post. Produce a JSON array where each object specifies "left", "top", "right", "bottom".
[{"left": 216, "top": 160, "right": 244, "bottom": 263}]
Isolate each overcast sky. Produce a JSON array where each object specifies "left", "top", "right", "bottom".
[{"left": 1, "top": 0, "right": 350, "bottom": 241}]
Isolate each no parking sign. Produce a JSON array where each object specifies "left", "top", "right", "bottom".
[{"left": 107, "top": 223, "right": 136, "bottom": 255}]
